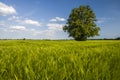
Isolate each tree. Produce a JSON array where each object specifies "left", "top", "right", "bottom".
[
  {"left": 63, "top": 5, "right": 100, "bottom": 41},
  {"left": 115, "top": 37, "right": 120, "bottom": 40}
]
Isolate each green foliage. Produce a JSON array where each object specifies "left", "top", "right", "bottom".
[
  {"left": 63, "top": 5, "right": 100, "bottom": 41},
  {"left": 116, "top": 37, "right": 120, "bottom": 40},
  {"left": 0, "top": 40, "right": 120, "bottom": 80}
]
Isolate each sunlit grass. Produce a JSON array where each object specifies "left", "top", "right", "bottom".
[{"left": 0, "top": 40, "right": 120, "bottom": 80}]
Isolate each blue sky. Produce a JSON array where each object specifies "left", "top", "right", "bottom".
[{"left": 0, "top": 0, "right": 120, "bottom": 39}]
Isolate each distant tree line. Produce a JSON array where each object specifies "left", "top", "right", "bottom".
[
  {"left": 0, "top": 37, "right": 120, "bottom": 40},
  {"left": 89, "top": 37, "right": 120, "bottom": 40}
]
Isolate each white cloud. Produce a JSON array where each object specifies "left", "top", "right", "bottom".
[
  {"left": 9, "top": 26, "right": 26, "bottom": 31},
  {"left": 97, "top": 20, "right": 104, "bottom": 24},
  {"left": 50, "top": 17, "right": 65, "bottom": 22},
  {"left": 0, "top": 21, "right": 5, "bottom": 26},
  {"left": 21, "top": 19, "right": 41, "bottom": 26},
  {"left": 35, "top": 29, "right": 68, "bottom": 39},
  {"left": 8, "top": 16, "right": 41, "bottom": 26},
  {"left": 36, "top": 29, "right": 56, "bottom": 37},
  {"left": 40, "top": 23, "right": 66, "bottom": 39},
  {"left": 97, "top": 17, "right": 113, "bottom": 24},
  {"left": 8, "top": 16, "right": 19, "bottom": 20},
  {"left": 47, "top": 23, "right": 64, "bottom": 30},
  {"left": 0, "top": 24, "right": 68, "bottom": 39},
  {"left": 0, "top": 2, "right": 16, "bottom": 16}
]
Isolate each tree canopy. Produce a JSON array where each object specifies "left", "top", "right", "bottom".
[{"left": 63, "top": 5, "right": 100, "bottom": 41}]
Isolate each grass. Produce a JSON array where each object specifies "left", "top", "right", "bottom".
[{"left": 0, "top": 40, "right": 120, "bottom": 80}]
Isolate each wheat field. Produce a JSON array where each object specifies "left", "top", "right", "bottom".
[{"left": 0, "top": 40, "right": 120, "bottom": 80}]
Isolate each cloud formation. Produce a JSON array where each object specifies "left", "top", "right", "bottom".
[
  {"left": 47, "top": 23, "right": 64, "bottom": 30},
  {"left": 21, "top": 19, "right": 41, "bottom": 26},
  {"left": 0, "top": 21, "right": 5, "bottom": 26},
  {"left": 97, "top": 18, "right": 113, "bottom": 24},
  {"left": 50, "top": 17, "right": 65, "bottom": 22},
  {"left": 8, "top": 16, "right": 20, "bottom": 20},
  {"left": 0, "top": 2, "right": 67, "bottom": 39},
  {"left": 8, "top": 16, "right": 42, "bottom": 26},
  {"left": 0, "top": 2, "right": 16, "bottom": 16},
  {"left": 9, "top": 26, "right": 26, "bottom": 31}
]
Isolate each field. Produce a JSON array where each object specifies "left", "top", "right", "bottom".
[{"left": 0, "top": 40, "right": 120, "bottom": 80}]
